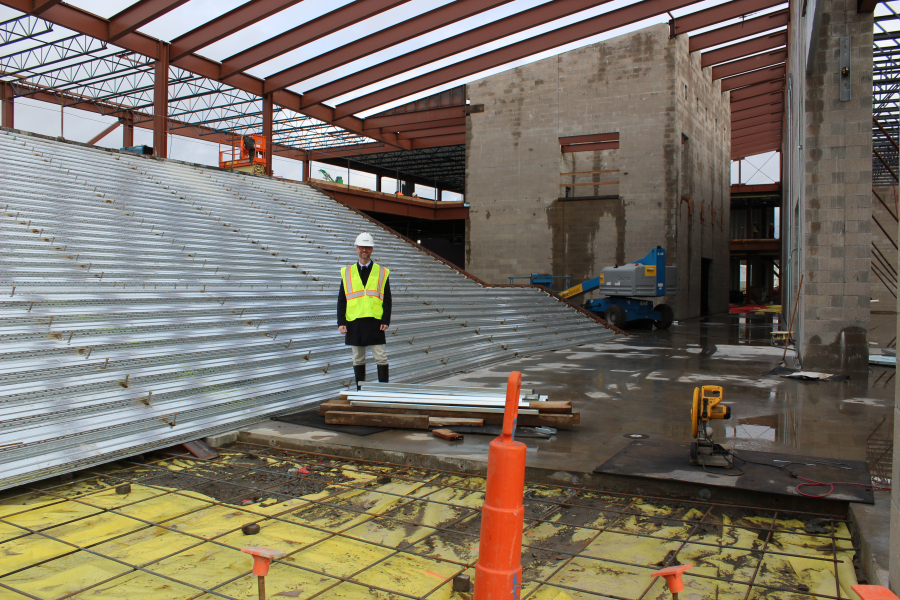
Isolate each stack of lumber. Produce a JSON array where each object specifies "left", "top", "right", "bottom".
[{"left": 319, "top": 382, "right": 578, "bottom": 430}]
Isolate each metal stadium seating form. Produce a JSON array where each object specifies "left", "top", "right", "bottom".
[{"left": 0, "top": 130, "right": 611, "bottom": 490}]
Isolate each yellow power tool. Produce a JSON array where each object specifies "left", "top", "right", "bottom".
[{"left": 689, "top": 386, "right": 733, "bottom": 467}]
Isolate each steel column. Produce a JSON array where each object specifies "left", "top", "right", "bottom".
[
  {"left": 153, "top": 40, "right": 169, "bottom": 158},
  {"left": 0, "top": 82, "right": 13, "bottom": 129},
  {"left": 263, "top": 92, "right": 274, "bottom": 176},
  {"left": 123, "top": 112, "right": 134, "bottom": 147}
]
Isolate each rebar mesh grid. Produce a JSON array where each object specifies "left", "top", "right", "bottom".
[{"left": 0, "top": 443, "right": 862, "bottom": 600}]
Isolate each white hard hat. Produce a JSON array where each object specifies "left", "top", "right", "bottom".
[{"left": 355, "top": 232, "right": 374, "bottom": 247}]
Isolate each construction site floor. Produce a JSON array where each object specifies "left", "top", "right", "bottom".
[
  {"left": 0, "top": 444, "right": 867, "bottom": 600},
  {"left": 239, "top": 313, "right": 894, "bottom": 478}
]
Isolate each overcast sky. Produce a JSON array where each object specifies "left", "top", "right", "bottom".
[{"left": 1, "top": 0, "right": 783, "bottom": 185}]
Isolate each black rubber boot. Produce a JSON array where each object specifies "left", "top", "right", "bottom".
[
  {"left": 377, "top": 364, "right": 389, "bottom": 383},
  {"left": 353, "top": 365, "right": 366, "bottom": 390}
]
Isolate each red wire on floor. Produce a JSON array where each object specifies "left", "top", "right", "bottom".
[{"left": 795, "top": 476, "right": 891, "bottom": 498}]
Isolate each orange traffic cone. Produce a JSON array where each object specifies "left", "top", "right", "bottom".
[{"left": 474, "top": 371, "right": 527, "bottom": 600}]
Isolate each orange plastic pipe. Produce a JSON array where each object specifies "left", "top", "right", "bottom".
[{"left": 474, "top": 371, "right": 527, "bottom": 600}]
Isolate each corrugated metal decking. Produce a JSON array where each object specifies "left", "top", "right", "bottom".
[{"left": 0, "top": 130, "right": 614, "bottom": 491}]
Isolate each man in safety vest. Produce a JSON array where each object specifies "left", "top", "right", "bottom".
[{"left": 337, "top": 232, "right": 392, "bottom": 389}]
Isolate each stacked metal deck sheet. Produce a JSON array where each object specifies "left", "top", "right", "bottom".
[{"left": 0, "top": 130, "right": 613, "bottom": 490}]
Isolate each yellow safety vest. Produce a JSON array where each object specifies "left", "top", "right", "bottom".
[{"left": 341, "top": 263, "right": 389, "bottom": 321}]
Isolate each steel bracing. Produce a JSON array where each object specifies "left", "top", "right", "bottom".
[{"left": 874, "top": 1, "right": 900, "bottom": 185}]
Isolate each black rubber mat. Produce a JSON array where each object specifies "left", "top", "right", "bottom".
[
  {"left": 273, "top": 410, "right": 388, "bottom": 436},
  {"left": 595, "top": 440, "right": 875, "bottom": 504}
]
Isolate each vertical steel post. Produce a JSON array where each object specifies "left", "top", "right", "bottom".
[
  {"left": 1, "top": 82, "right": 14, "bottom": 129},
  {"left": 123, "top": 112, "right": 134, "bottom": 148},
  {"left": 302, "top": 156, "right": 310, "bottom": 182},
  {"left": 154, "top": 41, "right": 169, "bottom": 158},
  {"left": 263, "top": 93, "right": 273, "bottom": 176}
]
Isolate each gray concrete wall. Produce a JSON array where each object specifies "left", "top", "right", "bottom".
[
  {"left": 465, "top": 24, "right": 730, "bottom": 320},
  {"left": 783, "top": 0, "right": 873, "bottom": 373},
  {"left": 672, "top": 34, "right": 732, "bottom": 318}
]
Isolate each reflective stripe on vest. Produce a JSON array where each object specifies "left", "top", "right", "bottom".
[{"left": 341, "top": 263, "right": 389, "bottom": 321}]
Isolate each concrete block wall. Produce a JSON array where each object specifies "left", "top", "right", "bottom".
[
  {"left": 466, "top": 25, "right": 730, "bottom": 320},
  {"left": 673, "top": 34, "right": 733, "bottom": 317},
  {"left": 786, "top": 0, "right": 873, "bottom": 372}
]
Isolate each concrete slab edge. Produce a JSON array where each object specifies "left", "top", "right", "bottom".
[
  {"left": 848, "top": 491, "right": 891, "bottom": 588},
  {"left": 228, "top": 429, "right": 854, "bottom": 515}
]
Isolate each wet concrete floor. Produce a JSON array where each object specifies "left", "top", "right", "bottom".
[{"left": 242, "top": 313, "right": 895, "bottom": 477}]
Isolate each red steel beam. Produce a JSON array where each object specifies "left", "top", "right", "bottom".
[
  {"left": 307, "top": 143, "right": 397, "bottom": 159},
  {"left": 701, "top": 31, "right": 786, "bottom": 67},
  {"left": 263, "top": 0, "right": 518, "bottom": 94},
  {"left": 689, "top": 9, "right": 789, "bottom": 52},
  {"left": 321, "top": 186, "right": 468, "bottom": 220},
  {"left": 731, "top": 91, "right": 783, "bottom": 112},
  {"left": 712, "top": 49, "right": 787, "bottom": 80},
  {"left": 30, "top": 0, "right": 61, "bottom": 14},
  {"left": 729, "top": 78, "right": 784, "bottom": 102},
  {"left": 731, "top": 113, "right": 782, "bottom": 131},
  {"left": 222, "top": 0, "right": 447, "bottom": 79},
  {"left": 732, "top": 135, "right": 781, "bottom": 154},
  {"left": 732, "top": 143, "right": 781, "bottom": 160},
  {"left": 153, "top": 40, "right": 169, "bottom": 159},
  {"left": 0, "top": 0, "right": 409, "bottom": 151},
  {"left": 169, "top": 0, "right": 302, "bottom": 61},
  {"left": 334, "top": 0, "right": 700, "bottom": 118},
  {"left": 733, "top": 127, "right": 783, "bottom": 145},
  {"left": 296, "top": 0, "right": 618, "bottom": 105},
  {"left": 363, "top": 107, "right": 467, "bottom": 129},
  {"left": 410, "top": 133, "right": 466, "bottom": 148},
  {"left": 108, "top": 0, "right": 189, "bottom": 42},
  {"left": 398, "top": 125, "right": 466, "bottom": 140},
  {"left": 561, "top": 141, "right": 620, "bottom": 153},
  {"left": 263, "top": 93, "right": 273, "bottom": 176},
  {"left": 732, "top": 101, "right": 783, "bottom": 122},
  {"left": 721, "top": 65, "right": 785, "bottom": 91},
  {"left": 87, "top": 120, "right": 121, "bottom": 145},
  {"left": 559, "top": 132, "right": 620, "bottom": 145},
  {"left": 0, "top": 81, "right": 13, "bottom": 128},
  {"left": 9, "top": 82, "right": 311, "bottom": 160},
  {"left": 376, "top": 117, "right": 466, "bottom": 134},
  {"left": 672, "top": 0, "right": 785, "bottom": 36},
  {"left": 122, "top": 112, "right": 134, "bottom": 147}
]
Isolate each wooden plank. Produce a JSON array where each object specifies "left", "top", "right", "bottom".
[
  {"left": 529, "top": 401, "right": 572, "bottom": 414},
  {"left": 323, "top": 411, "right": 429, "bottom": 430},
  {"left": 181, "top": 440, "right": 219, "bottom": 459},
  {"left": 433, "top": 428, "right": 463, "bottom": 441},
  {"left": 320, "top": 403, "right": 580, "bottom": 429},
  {"left": 429, "top": 417, "right": 484, "bottom": 427},
  {"left": 559, "top": 181, "right": 619, "bottom": 186}
]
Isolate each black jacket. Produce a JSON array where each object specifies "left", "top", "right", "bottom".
[{"left": 337, "top": 262, "right": 392, "bottom": 346}]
